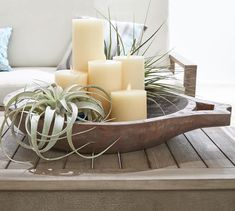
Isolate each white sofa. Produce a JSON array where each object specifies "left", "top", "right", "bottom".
[{"left": 0, "top": 0, "right": 169, "bottom": 105}]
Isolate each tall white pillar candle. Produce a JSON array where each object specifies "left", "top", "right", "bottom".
[{"left": 72, "top": 19, "right": 106, "bottom": 72}]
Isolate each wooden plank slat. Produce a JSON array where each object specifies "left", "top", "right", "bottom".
[
  {"left": 7, "top": 136, "right": 38, "bottom": 170},
  {"left": 65, "top": 154, "right": 92, "bottom": 170},
  {"left": 185, "top": 129, "right": 234, "bottom": 168},
  {"left": 146, "top": 143, "right": 178, "bottom": 169},
  {"left": 0, "top": 129, "right": 21, "bottom": 169},
  {"left": 202, "top": 127, "right": 235, "bottom": 165},
  {"left": 36, "top": 150, "right": 67, "bottom": 170},
  {"left": 121, "top": 150, "right": 149, "bottom": 170},
  {"left": 94, "top": 153, "right": 120, "bottom": 170},
  {"left": 167, "top": 134, "right": 206, "bottom": 168}
]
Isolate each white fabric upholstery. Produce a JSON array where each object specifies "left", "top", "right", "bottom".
[
  {"left": 0, "top": 67, "right": 55, "bottom": 105},
  {"left": 0, "top": 0, "right": 168, "bottom": 67}
]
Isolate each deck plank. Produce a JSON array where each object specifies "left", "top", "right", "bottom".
[
  {"left": 202, "top": 127, "right": 235, "bottom": 165},
  {"left": 36, "top": 150, "right": 67, "bottom": 170},
  {"left": 65, "top": 153, "right": 92, "bottom": 170},
  {"left": 167, "top": 134, "right": 206, "bottom": 168},
  {"left": 93, "top": 153, "right": 120, "bottom": 170},
  {"left": 0, "top": 129, "right": 21, "bottom": 169},
  {"left": 7, "top": 136, "right": 38, "bottom": 170},
  {"left": 146, "top": 143, "right": 178, "bottom": 169},
  {"left": 121, "top": 150, "right": 149, "bottom": 170},
  {"left": 185, "top": 129, "right": 234, "bottom": 168}
]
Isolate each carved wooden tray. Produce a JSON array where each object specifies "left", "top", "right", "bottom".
[{"left": 4, "top": 92, "right": 232, "bottom": 154}]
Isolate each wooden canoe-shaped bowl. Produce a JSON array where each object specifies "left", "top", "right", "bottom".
[{"left": 5, "top": 92, "right": 232, "bottom": 154}]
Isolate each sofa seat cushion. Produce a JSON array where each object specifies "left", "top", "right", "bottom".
[{"left": 0, "top": 67, "right": 55, "bottom": 105}]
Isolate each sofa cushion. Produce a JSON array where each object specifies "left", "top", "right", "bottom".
[{"left": 0, "top": 67, "right": 55, "bottom": 105}]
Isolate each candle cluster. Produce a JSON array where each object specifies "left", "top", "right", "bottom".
[{"left": 55, "top": 18, "right": 147, "bottom": 122}]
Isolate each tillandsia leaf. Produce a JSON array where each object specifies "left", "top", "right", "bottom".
[
  {"left": 107, "top": 8, "right": 112, "bottom": 60},
  {"left": 145, "top": 50, "right": 171, "bottom": 68},
  {"left": 96, "top": 9, "right": 126, "bottom": 55},
  {"left": 59, "top": 98, "right": 71, "bottom": 113},
  {"left": 116, "top": 24, "right": 121, "bottom": 56},
  {"left": 38, "top": 107, "right": 56, "bottom": 149},
  {"left": 131, "top": 22, "right": 165, "bottom": 55},
  {"left": 39, "top": 113, "right": 65, "bottom": 153},
  {"left": 141, "top": 33, "right": 157, "bottom": 56},
  {"left": 104, "top": 40, "right": 108, "bottom": 58},
  {"left": 137, "top": 0, "right": 152, "bottom": 55},
  {"left": 76, "top": 101, "right": 105, "bottom": 119}
]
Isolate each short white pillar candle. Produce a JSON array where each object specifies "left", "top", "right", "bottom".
[
  {"left": 54, "top": 69, "right": 88, "bottom": 89},
  {"left": 111, "top": 85, "right": 147, "bottom": 122},
  {"left": 113, "top": 55, "right": 145, "bottom": 90},
  {"left": 88, "top": 60, "right": 122, "bottom": 112}
]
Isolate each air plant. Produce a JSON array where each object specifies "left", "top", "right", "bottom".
[
  {"left": 0, "top": 84, "right": 118, "bottom": 161},
  {"left": 99, "top": 3, "right": 185, "bottom": 103}
]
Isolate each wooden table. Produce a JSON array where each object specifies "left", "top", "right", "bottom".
[{"left": 0, "top": 111, "right": 235, "bottom": 210}]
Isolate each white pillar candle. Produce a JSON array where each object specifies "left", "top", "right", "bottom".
[
  {"left": 111, "top": 86, "right": 147, "bottom": 122},
  {"left": 113, "top": 56, "right": 145, "bottom": 90},
  {"left": 55, "top": 70, "right": 87, "bottom": 89},
  {"left": 72, "top": 19, "right": 106, "bottom": 72},
  {"left": 88, "top": 60, "right": 122, "bottom": 112}
]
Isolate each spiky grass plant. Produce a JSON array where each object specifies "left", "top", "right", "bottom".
[
  {"left": 0, "top": 84, "right": 118, "bottom": 161},
  {"left": 99, "top": 4, "right": 185, "bottom": 103}
]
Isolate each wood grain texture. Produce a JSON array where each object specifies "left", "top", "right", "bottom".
[
  {"left": 167, "top": 134, "right": 206, "bottom": 168},
  {"left": 94, "top": 153, "right": 120, "bottom": 170},
  {"left": 185, "top": 129, "right": 234, "bottom": 168},
  {"left": 1, "top": 127, "right": 235, "bottom": 172},
  {"left": 0, "top": 169, "right": 235, "bottom": 190},
  {"left": 0, "top": 129, "right": 20, "bottom": 169},
  {"left": 65, "top": 154, "right": 91, "bottom": 170},
  {"left": 203, "top": 127, "right": 235, "bottom": 165},
  {"left": 0, "top": 190, "right": 235, "bottom": 211},
  {"left": 121, "top": 150, "right": 149, "bottom": 170},
  {"left": 146, "top": 143, "right": 178, "bottom": 169},
  {"left": 36, "top": 150, "right": 67, "bottom": 170}
]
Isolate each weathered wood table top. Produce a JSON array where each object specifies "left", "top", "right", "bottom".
[{"left": 0, "top": 112, "right": 235, "bottom": 210}]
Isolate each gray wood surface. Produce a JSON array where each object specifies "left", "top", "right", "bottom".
[
  {"left": 0, "top": 126, "right": 234, "bottom": 181},
  {"left": 0, "top": 190, "right": 235, "bottom": 211},
  {"left": 1, "top": 112, "right": 235, "bottom": 210},
  {"left": 1, "top": 125, "right": 235, "bottom": 171}
]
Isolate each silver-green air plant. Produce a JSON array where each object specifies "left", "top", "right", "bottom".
[{"left": 0, "top": 84, "right": 118, "bottom": 161}]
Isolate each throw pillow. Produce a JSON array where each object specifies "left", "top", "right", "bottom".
[{"left": 0, "top": 27, "right": 12, "bottom": 72}]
